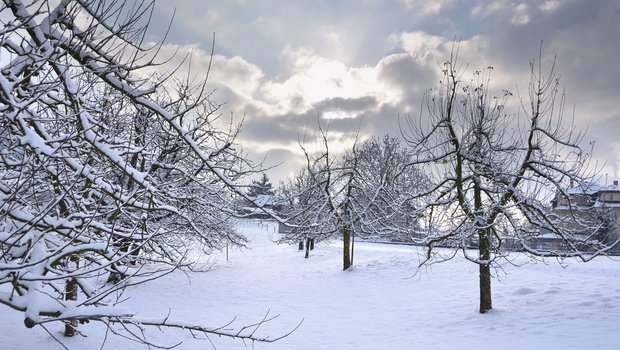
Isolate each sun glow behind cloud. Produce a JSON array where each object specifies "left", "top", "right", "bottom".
[{"left": 145, "top": 0, "right": 620, "bottom": 182}]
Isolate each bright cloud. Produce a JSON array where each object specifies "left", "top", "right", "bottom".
[
  {"left": 401, "top": 0, "right": 459, "bottom": 15},
  {"left": 511, "top": 3, "right": 531, "bottom": 25},
  {"left": 252, "top": 47, "right": 402, "bottom": 116},
  {"left": 145, "top": 0, "right": 620, "bottom": 183}
]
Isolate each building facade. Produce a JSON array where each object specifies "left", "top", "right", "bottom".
[{"left": 545, "top": 181, "right": 620, "bottom": 253}]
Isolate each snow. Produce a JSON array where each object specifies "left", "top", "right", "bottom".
[{"left": 1, "top": 219, "right": 620, "bottom": 349}]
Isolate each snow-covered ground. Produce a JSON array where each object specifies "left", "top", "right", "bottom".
[{"left": 2, "top": 219, "right": 620, "bottom": 349}]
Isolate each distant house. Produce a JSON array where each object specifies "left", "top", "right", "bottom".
[
  {"left": 239, "top": 194, "right": 283, "bottom": 219},
  {"left": 539, "top": 181, "right": 620, "bottom": 253}
]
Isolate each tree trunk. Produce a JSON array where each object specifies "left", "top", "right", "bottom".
[
  {"left": 309, "top": 238, "right": 315, "bottom": 250},
  {"left": 298, "top": 240, "right": 304, "bottom": 250},
  {"left": 129, "top": 243, "right": 141, "bottom": 265},
  {"left": 479, "top": 262, "right": 492, "bottom": 313},
  {"left": 474, "top": 176, "right": 492, "bottom": 313},
  {"left": 478, "top": 227, "right": 492, "bottom": 313},
  {"left": 64, "top": 255, "right": 79, "bottom": 337},
  {"left": 350, "top": 228, "right": 355, "bottom": 266},
  {"left": 305, "top": 237, "right": 310, "bottom": 258},
  {"left": 343, "top": 226, "right": 351, "bottom": 270}
]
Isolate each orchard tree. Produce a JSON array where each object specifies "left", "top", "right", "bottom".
[
  {"left": 403, "top": 48, "right": 617, "bottom": 314},
  {"left": 277, "top": 127, "right": 356, "bottom": 267},
  {"left": 279, "top": 129, "right": 429, "bottom": 270},
  {"left": 278, "top": 167, "right": 330, "bottom": 258},
  {"left": 0, "top": 0, "right": 289, "bottom": 346},
  {"left": 351, "top": 135, "right": 429, "bottom": 242},
  {"left": 101, "top": 80, "right": 249, "bottom": 283}
]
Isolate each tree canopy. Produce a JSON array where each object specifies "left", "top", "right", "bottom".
[
  {"left": 0, "top": 0, "right": 283, "bottom": 345},
  {"left": 402, "top": 48, "right": 615, "bottom": 313}
]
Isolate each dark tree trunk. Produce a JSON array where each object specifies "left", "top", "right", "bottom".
[
  {"left": 107, "top": 237, "right": 130, "bottom": 283},
  {"left": 479, "top": 228, "right": 492, "bottom": 313},
  {"left": 350, "top": 229, "right": 355, "bottom": 266},
  {"left": 298, "top": 240, "right": 304, "bottom": 250},
  {"left": 479, "top": 262, "right": 492, "bottom": 313},
  {"left": 305, "top": 237, "right": 310, "bottom": 258},
  {"left": 309, "top": 238, "right": 315, "bottom": 250},
  {"left": 130, "top": 245, "right": 141, "bottom": 265},
  {"left": 474, "top": 176, "right": 492, "bottom": 314},
  {"left": 64, "top": 255, "right": 79, "bottom": 337},
  {"left": 343, "top": 226, "right": 351, "bottom": 270}
]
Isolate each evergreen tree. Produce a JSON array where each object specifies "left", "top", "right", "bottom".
[{"left": 247, "top": 173, "right": 275, "bottom": 198}]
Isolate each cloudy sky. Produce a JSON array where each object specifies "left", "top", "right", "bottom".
[{"left": 148, "top": 0, "right": 619, "bottom": 183}]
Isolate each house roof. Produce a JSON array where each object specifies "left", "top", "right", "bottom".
[
  {"left": 563, "top": 182, "right": 620, "bottom": 209},
  {"left": 566, "top": 184, "right": 602, "bottom": 195},
  {"left": 593, "top": 200, "right": 620, "bottom": 208},
  {"left": 598, "top": 184, "right": 620, "bottom": 193},
  {"left": 566, "top": 183, "right": 620, "bottom": 195},
  {"left": 254, "top": 194, "right": 278, "bottom": 206}
]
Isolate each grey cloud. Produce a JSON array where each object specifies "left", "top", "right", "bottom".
[
  {"left": 239, "top": 109, "right": 316, "bottom": 145},
  {"left": 239, "top": 108, "right": 376, "bottom": 146},
  {"left": 250, "top": 147, "right": 303, "bottom": 182},
  {"left": 149, "top": 0, "right": 620, "bottom": 182},
  {"left": 581, "top": 112, "right": 620, "bottom": 181},
  {"left": 210, "top": 86, "right": 378, "bottom": 147},
  {"left": 378, "top": 53, "right": 438, "bottom": 107},
  {"left": 485, "top": 1, "right": 599, "bottom": 68},
  {"left": 313, "top": 96, "right": 379, "bottom": 113},
  {"left": 550, "top": 1, "right": 620, "bottom": 102},
  {"left": 152, "top": 1, "right": 423, "bottom": 77},
  {"left": 484, "top": 0, "right": 619, "bottom": 92},
  {"left": 479, "top": 0, "right": 620, "bottom": 176},
  {"left": 363, "top": 104, "right": 412, "bottom": 137}
]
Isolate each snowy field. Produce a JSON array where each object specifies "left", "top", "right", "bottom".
[{"left": 2, "top": 219, "right": 620, "bottom": 350}]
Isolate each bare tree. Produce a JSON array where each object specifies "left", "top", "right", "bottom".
[
  {"left": 403, "top": 47, "right": 617, "bottom": 314},
  {"left": 277, "top": 126, "right": 344, "bottom": 261},
  {"left": 0, "top": 0, "right": 288, "bottom": 346},
  {"left": 351, "top": 135, "right": 429, "bottom": 242},
  {"left": 279, "top": 129, "right": 430, "bottom": 270},
  {"left": 278, "top": 167, "right": 328, "bottom": 258},
  {"left": 276, "top": 125, "right": 356, "bottom": 268}
]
